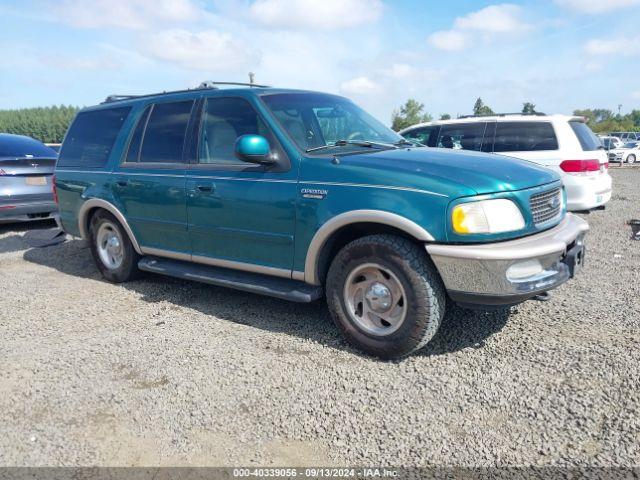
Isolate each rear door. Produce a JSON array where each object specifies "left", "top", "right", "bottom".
[
  {"left": 112, "top": 99, "right": 195, "bottom": 256},
  {"left": 185, "top": 95, "right": 297, "bottom": 274}
]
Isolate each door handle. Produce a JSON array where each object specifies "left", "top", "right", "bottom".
[
  {"left": 197, "top": 184, "right": 214, "bottom": 192},
  {"left": 115, "top": 178, "right": 128, "bottom": 187}
]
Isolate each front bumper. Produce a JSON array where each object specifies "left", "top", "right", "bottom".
[{"left": 426, "top": 214, "right": 589, "bottom": 307}]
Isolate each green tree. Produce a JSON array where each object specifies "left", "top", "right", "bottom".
[
  {"left": 391, "top": 99, "right": 432, "bottom": 131},
  {"left": 522, "top": 102, "right": 537, "bottom": 114},
  {"left": 440, "top": 113, "right": 451, "bottom": 120},
  {"left": 473, "top": 97, "right": 494, "bottom": 116},
  {"left": 0, "top": 105, "right": 80, "bottom": 143}
]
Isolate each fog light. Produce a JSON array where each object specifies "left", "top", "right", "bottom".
[{"left": 507, "top": 260, "right": 543, "bottom": 281}]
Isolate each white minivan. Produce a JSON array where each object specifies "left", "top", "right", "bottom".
[{"left": 400, "top": 114, "right": 612, "bottom": 211}]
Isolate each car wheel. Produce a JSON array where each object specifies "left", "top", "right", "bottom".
[
  {"left": 326, "top": 234, "right": 446, "bottom": 359},
  {"left": 628, "top": 154, "right": 636, "bottom": 164},
  {"left": 89, "top": 210, "right": 140, "bottom": 283}
]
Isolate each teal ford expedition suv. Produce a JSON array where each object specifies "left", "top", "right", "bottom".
[{"left": 54, "top": 83, "right": 588, "bottom": 358}]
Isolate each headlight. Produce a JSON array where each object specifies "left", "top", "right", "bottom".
[{"left": 452, "top": 199, "right": 525, "bottom": 234}]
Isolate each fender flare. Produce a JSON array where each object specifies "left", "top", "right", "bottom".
[
  {"left": 303, "top": 209, "right": 435, "bottom": 285},
  {"left": 77, "top": 198, "right": 143, "bottom": 254}
]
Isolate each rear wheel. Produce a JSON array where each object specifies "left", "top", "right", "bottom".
[
  {"left": 628, "top": 154, "right": 636, "bottom": 164},
  {"left": 326, "top": 234, "right": 446, "bottom": 359},
  {"left": 89, "top": 210, "right": 140, "bottom": 283}
]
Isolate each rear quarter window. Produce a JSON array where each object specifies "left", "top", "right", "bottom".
[
  {"left": 58, "top": 107, "right": 131, "bottom": 168},
  {"left": 569, "top": 121, "right": 602, "bottom": 151},
  {"left": 494, "top": 122, "right": 558, "bottom": 152}
]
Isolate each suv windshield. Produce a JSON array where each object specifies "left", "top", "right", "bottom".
[
  {"left": 569, "top": 121, "right": 602, "bottom": 151},
  {"left": 261, "top": 93, "right": 402, "bottom": 153}
]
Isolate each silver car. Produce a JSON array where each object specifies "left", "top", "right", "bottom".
[{"left": 0, "top": 133, "right": 57, "bottom": 222}]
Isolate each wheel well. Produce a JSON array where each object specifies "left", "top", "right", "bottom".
[
  {"left": 83, "top": 206, "right": 101, "bottom": 236},
  {"left": 316, "top": 222, "right": 422, "bottom": 285}
]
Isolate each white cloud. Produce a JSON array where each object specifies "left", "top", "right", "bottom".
[
  {"left": 584, "top": 61, "right": 603, "bottom": 72},
  {"left": 340, "top": 76, "right": 379, "bottom": 95},
  {"left": 584, "top": 36, "right": 640, "bottom": 55},
  {"left": 631, "top": 91, "right": 640, "bottom": 100},
  {"left": 250, "top": 0, "right": 383, "bottom": 30},
  {"left": 54, "top": 0, "right": 201, "bottom": 29},
  {"left": 427, "top": 30, "right": 469, "bottom": 51},
  {"left": 141, "top": 29, "right": 259, "bottom": 71},
  {"left": 555, "top": 0, "right": 640, "bottom": 14},
  {"left": 387, "top": 63, "right": 415, "bottom": 79},
  {"left": 454, "top": 4, "right": 529, "bottom": 33},
  {"left": 428, "top": 3, "right": 529, "bottom": 51}
]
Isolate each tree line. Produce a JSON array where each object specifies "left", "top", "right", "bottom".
[
  {"left": 391, "top": 98, "right": 640, "bottom": 134},
  {"left": 0, "top": 105, "right": 80, "bottom": 143}
]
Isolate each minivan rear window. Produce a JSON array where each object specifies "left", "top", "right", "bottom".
[
  {"left": 570, "top": 121, "right": 602, "bottom": 151},
  {"left": 493, "top": 122, "right": 558, "bottom": 152},
  {"left": 58, "top": 107, "right": 131, "bottom": 168}
]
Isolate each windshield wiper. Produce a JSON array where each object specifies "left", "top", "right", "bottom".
[{"left": 305, "top": 139, "right": 398, "bottom": 153}]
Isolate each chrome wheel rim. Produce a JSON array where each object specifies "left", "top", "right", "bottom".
[
  {"left": 96, "top": 222, "right": 124, "bottom": 270},
  {"left": 629, "top": 155, "right": 636, "bottom": 164},
  {"left": 343, "top": 263, "right": 408, "bottom": 336}
]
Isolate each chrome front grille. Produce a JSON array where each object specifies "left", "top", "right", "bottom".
[{"left": 530, "top": 187, "right": 562, "bottom": 224}]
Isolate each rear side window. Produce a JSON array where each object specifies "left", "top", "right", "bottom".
[
  {"left": 493, "top": 122, "right": 558, "bottom": 152},
  {"left": 438, "top": 123, "right": 486, "bottom": 151},
  {"left": 402, "top": 126, "right": 439, "bottom": 147},
  {"left": 569, "top": 121, "right": 602, "bottom": 151},
  {"left": 139, "top": 101, "right": 194, "bottom": 163},
  {"left": 58, "top": 107, "right": 131, "bottom": 168}
]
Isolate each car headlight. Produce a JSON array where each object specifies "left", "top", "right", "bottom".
[{"left": 452, "top": 199, "right": 525, "bottom": 234}]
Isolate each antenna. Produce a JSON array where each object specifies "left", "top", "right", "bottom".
[{"left": 249, "top": 72, "right": 255, "bottom": 86}]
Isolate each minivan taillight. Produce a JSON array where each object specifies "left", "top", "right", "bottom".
[
  {"left": 559, "top": 159, "right": 600, "bottom": 174},
  {"left": 52, "top": 174, "right": 58, "bottom": 205}
]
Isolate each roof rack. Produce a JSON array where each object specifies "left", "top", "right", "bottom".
[
  {"left": 197, "top": 81, "right": 270, "bottom": 89},
  {"left": 102, "top": 80, "right": 271, "bottom": 104},
  {"left": 458, "top": 112, "right": 547, "bottom": 119}
]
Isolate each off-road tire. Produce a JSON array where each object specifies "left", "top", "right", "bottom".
[
  {"left": 326, "top": 234, "right": 446, "bottom": 359},
  {"left": 88, "top": 210, "right": 140, "bottom": 283}
]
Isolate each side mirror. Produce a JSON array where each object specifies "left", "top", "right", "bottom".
[{"left": 235, "top": 135, "right": 274, "bottom": 165}]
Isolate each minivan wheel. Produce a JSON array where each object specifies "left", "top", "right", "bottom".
[
  {"left": 326, "top": 234, "right": 446, "bottom": 359},
  {"left": 89, "top": 210, "right": 140, "bottom": 283},
  {"left": 628, "top": 154, "right": 636, "bottom": 164}
]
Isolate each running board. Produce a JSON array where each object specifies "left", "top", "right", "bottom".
[{"left": 138, "top": 256, "right": 323, "bottom": 303}]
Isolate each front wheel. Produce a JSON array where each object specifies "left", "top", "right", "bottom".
[
  {"left": 628, "top": 154, "right": 636, "bottom": 164},
  {"left": 326, "top": 234, "right": 446, "bottom": 359},
  {"left": 89, "top": 210, "right": 140, "bottom": 283}
]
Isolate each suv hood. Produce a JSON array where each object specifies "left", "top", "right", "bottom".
[{"left": 342, "top": 147, "right": 559, "bottom": 196}]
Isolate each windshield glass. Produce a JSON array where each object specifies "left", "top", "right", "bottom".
[
  {"left": 261, "top": 93, "right": 402, "bottom": 153},
  {"left": 624, "top": 142, "right": 638, "bottom": 148}
]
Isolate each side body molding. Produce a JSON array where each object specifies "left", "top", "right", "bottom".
[
  {"left": 77, "top": 199, "right": 143, "bottom": 254},
  {"left": 303, "top": 209, "right": 435, "bottom": 285}
]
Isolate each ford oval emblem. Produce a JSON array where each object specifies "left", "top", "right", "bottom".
[{"left": 549, "top": 195, "right": 560, "bottom": 209}]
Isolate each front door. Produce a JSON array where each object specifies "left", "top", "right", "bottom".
[
  {"left": 112, "top": 99, "right": 195, "bottom": 256},
  {"left": 186, "top": 95, "right": 297, "bottom": 275}
]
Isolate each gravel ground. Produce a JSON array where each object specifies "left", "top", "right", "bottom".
[{"left": 1, "top": 167, "right": 639, "bottom": 468}]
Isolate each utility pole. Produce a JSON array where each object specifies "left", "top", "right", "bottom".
[{"left": 618, "top": 104, "right": 622, "bottom": 117}]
